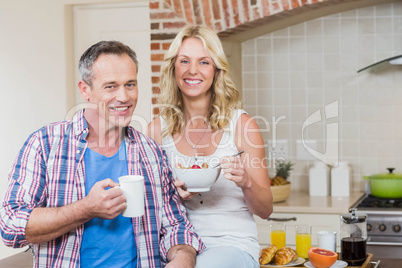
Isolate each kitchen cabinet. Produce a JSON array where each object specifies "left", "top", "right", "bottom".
[{"left": 255, "top": 191, "right": 365, "bottom": 252}]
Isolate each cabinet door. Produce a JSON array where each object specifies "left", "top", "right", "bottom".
[{"left": 255, "top": 213, "right": 341, "bottom": 251}]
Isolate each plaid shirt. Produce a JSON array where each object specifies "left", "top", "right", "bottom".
[{"left": 0, "top": 110, "right": 204, "bottom": 268}]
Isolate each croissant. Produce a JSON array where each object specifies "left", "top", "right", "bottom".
[
  {"left": 274, "top": 247, "right": 298, "bottom": 265},
  {"left": 259, "top": 244, "right": 277, "bottom": 265}
]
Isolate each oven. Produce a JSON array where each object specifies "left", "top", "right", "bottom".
[{"left": 354, "top": 195, "right": 402, "bottom": 259}]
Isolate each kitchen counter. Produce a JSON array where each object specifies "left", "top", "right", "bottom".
[
  {"left": 272, "top": 191, "right": 365, "bottom": 214},
  {"left": 2, "top": 251, "right": 398, "bottom": 267}
]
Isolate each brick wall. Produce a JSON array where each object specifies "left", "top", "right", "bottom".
[{"left": 148, "top": 0, "right": 338, "bottom": 116}]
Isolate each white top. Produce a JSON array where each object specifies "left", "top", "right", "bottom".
[{"left": 160, "top": 109, "right": 260, "bottom": 261}]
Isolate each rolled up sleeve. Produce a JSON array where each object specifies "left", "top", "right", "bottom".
[
  {"left": 159, "top": 151, "right": 205, "bottom": 261},
  {"left": 0, "top": 133, "right": 46, "bottom": 248}
]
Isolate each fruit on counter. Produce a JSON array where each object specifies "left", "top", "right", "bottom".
[
  {"left": 308, "top": 247, "right": 338, "bottom": 268},
  {"left": 271, "top": 160, "right": 294, "bottom": 186}
]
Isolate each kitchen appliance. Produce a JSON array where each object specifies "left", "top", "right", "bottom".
[
  {"left": 353, "top": 194, "right": 402, "bottom": 259},
  {"left": 340, "top": 208, "right": 368, "bottom": 266}
]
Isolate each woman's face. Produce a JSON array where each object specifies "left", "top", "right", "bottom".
[{"left": 174, "top": 37, "right": 216, "bottom": 99}]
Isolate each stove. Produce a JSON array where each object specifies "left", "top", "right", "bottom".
[{"left": 354, "top": 195, "right": 402, "bottom": 259}]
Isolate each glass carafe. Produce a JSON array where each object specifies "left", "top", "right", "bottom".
[{"left": 340, "top": 208, "right": 367, "bottom": 266}]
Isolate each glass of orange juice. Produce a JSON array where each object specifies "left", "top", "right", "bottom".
[
  {"left": 295, "top": 224, "right": 312, "bottom": 258},
  {"left": 270, "top": 223, "right": 286, "bottom": 249}
]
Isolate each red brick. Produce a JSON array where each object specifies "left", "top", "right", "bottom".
[
  {"left": 152, "top": 97, "right": 158, "bottom": 104},
  {"left": 163, "top": 21, "right": 187, "bottom": 29},
  {"left": 271, "top": 0, "right": 282, "bottom": 13},
  {"left": 192, "top": 0, "right": 203, "bottom": 25},
  {"left": 162, "top": 42, "right": 172, "bottom": 50},
  {"left": 152, "top": 65, "right": 161, "bottom": 72},
  {"left": 153, "top": 107, "right": 160, "bottom": 115},
  {"left": 151, "top": 43, "right": 160, "bottom": 50},
  {"left": 261, "top": 0, "right": 271, "bottom": 16},
  {"left": 152, "top": 87, "right": 161, "bottom": 94},
  {"left": 252, "top": 7, "right": 261, "bottom": 20},
  {"left": 242, "top": 0, "right": 250, "bottom": 22},
  {"left": 231, "top": 0, "right": 240, "bottom": 25},
  {"left": 150, "top": 12, "right": 177, "bottom": 20},
  {"left": 152, "top": 76, "right": 160, "bottom": 83},
  {"left": 214, "top": 21, "right": 223, "bottom": 32},
  {"left": 151, "top": 22, "right": 160, "bottom": 30},
  {"left": 183, "top": 0, "right": 195, "bottom": 24},
  {"left": 172, "top": 0, "right": 183, "bottom": 17},
  {"left": 291, "top": 0, "right": 301, "bottom": 8},
  {"left": 149, "top": 2, "right": 159, "bottom": 9},
  {"left": 201, "top": 0, "right": 213, "bottom": 29},
  {"left": 281, "top": 0, "right": 290, "bottom": 10},
  {"left": 222, "top": 0, "right": 231, "bottom": 28},
  {"left": 151, "top": 54, "right": 165, "bottom": 61},
  {"left": 212, "top": 0, "right": 221, "bottom": 20}
]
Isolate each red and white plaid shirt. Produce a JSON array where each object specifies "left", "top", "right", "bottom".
[{"left": 0, "top": 110, "right": 204, "bottom": 267}]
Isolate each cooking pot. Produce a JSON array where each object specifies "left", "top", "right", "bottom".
[{"left": 363, "top": 168, "right": 402, "bottom": 198}]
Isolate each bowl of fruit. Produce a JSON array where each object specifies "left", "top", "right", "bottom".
[
  {"left": 271, "top": 160, "right": 294, "bottom": 203},
  {"left": 173, "top": 163, "right": 221, "bottom": 192}
]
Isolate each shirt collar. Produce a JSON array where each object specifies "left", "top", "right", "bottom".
[{"left": 72, "top": 109, "right": 137, "bottom": 143}]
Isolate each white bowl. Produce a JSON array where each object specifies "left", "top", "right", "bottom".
[{"left": 173, "top": 167, "right": 221, "bottom": 192}]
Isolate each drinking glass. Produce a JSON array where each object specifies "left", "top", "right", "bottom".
[
  {"left": 270, "top": 223, "right": 286, "bottom": 249},
  {"left": 295, "top": 224, "right": 311, "bottom": 258}
]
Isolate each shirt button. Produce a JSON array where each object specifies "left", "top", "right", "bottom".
[{"left": 77, "top": 150, "right": 80, "bottom": 153}]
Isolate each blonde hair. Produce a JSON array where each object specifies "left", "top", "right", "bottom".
[{"left": 158, "top": 25, "right": 241, "bottom": 137}]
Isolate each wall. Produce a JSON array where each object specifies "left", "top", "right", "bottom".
[
  {"left": 0, "top": 0, "right": 67, "bottom": 259},
  {"left": 242, "top": 2, "right": 402, "bottom": 192},
  {"left": 0, "top": 0, "right": 145, "bottom": 260},
  {"left": 149, "top": 0, "right": 397, "bottom": 114}
]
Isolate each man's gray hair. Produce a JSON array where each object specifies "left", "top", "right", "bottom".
[{"left": 78, "top": 40, "right": 139, "bottom": 86}]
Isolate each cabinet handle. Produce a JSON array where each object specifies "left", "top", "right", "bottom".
[{"left": 267, "top": 217, "right": 297, "bottom": 222}]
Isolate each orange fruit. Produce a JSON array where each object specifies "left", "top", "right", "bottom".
[{"left": 308, "top": 247, "right": 338, "bottom": 268}]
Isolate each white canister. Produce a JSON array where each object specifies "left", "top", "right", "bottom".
[
  {"left": 331, "top": 161, "right": 350, "bottom": 197},
  {"left": 309, "top": 161, "right": 330, "bottom": 196}
]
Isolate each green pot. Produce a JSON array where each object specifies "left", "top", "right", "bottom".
[{"left": 363, "top": 168, "right": 402, "bottom": 198}]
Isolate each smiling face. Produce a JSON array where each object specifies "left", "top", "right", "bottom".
[
  {"left": 174, "top": 37, "right": 216, "bottom": 99},
  {"left": 79, "top": 53, "right": 138, "bottom": 131}
]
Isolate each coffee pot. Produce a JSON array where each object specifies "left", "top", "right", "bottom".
[{"left": 340, "top": 208, "right": 367, "bottom": 266}]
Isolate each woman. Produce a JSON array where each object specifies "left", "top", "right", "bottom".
[{"left": 147, "top": 25, "right": 273, "bottom": 268}]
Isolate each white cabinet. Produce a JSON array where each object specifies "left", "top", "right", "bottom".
[{"left": 255, "top": 212, "right": 341, "bottom": 252}]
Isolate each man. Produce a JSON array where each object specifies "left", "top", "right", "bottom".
[{"left": 0, "top": 41, "right": 204, "bottom": 267}]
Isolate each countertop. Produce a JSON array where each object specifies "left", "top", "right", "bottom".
[
  {"left": 1, "top": 251, "right": 398, "bottom": 267},
  {"left": 272, "top": 191, "right": 365, "bottom": 214},
  {"left": 0, "top": 192, "right": 368, "bottom": 266}
]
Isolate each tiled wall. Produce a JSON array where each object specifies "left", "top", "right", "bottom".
[
  {"left": 150, "top": 0, "right": 335, "bottom": 115},
  {"left": 242, "top": 2, "right": 402, "bottom": 193}
]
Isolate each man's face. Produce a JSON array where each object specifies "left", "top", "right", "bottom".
[{"left": 82, "top": 53, "right": 138, "bottom": 129}]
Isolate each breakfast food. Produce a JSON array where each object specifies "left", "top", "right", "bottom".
[
  {"left": 259, "top": 244, "right": 277, "bottom": 265},
  {"left": 259, "top": 245, "right": 298, "bottom": 266},
  {"left": 308, "top": 247, "right": 338, "bottom": 268},
  {"left": 274, "top": 247, "right": 298, "bottom": 265},
  {"left": 175, "top": 163, "right": 209, "bottom": 169}
]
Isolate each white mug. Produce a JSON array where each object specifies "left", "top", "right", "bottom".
[
  {"left": 317, "top": 231, "right": 337, "bottom": 252},
  {"left": 117, "top": 175, "right": 145, "bottom": 217}
]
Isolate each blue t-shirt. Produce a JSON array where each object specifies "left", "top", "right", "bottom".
[{"left": 80, "top": 141, "right": 137, "bottom": 267}]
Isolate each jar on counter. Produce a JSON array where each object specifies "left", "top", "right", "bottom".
[
  {"left": 331, "top": 161, "right": 350, "bottom": 197},
  {"left": 309, "top": 161, "right": 330, "bottom": 196}
]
